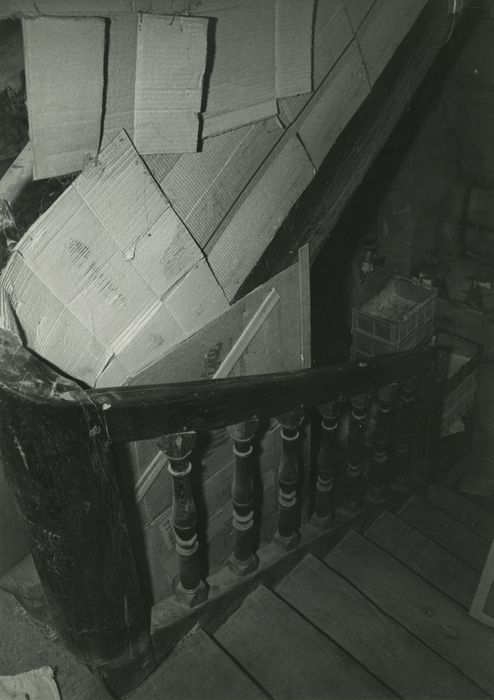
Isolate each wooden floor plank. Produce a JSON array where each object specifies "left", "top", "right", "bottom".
[
  {"left": 215, "top": 585, "right": 396, "bottom": 699},
  {"left": 277, "top": 554, "right": 484, "bottom": 699},
  {"left": 129, "top": 629, "right": 266, "bottom": 700},
  {"left": 399, "top": 496, "right": 489, "bottom": 571},
  {"left": 427, "top": 485, "right": 494, "bottom": 542},
  {"left": 366, "top": 510, "right": 478, "bottom": 609},
  {"left": 325, "top": 531, "right": 494, "bottom": 696}
]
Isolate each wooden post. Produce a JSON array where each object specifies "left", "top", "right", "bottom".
[
  {"left": 275, "top": 408, "right": 304, "bottom": 551},
  {"left": 341, "top": 392, "right": 370, "bottom": 513},
  {"left": 391, "top": 377, "right": 418, "bottom": 492},
  {"left": 227, "top": 419, "right": 260, "bottom": 576},
  {"left": 311, "top": 397, "right": 343, "bottom": 529},
  {"left": 367, "top": 383, "right": 397, "bottom": 503},
  {"left": 0, "top": 330, "right": 154, "bottom": 696},
  {"left": 157, "top": 431, "right": 208, "bottom": 607}
]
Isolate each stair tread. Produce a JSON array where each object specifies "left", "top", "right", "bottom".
[
  {"left": 276, "top": 554, "right": 484, "bottom": 699},
  {"left": 325, "top": 530, "right": 494, "bottom": 696},
  {"left": 215, "top": 585, "right": 396, "bottom": 699},
  {"left": 399, "top": 495, "right": 489, "bottom": 571},
  {"left": 130, "top": 629, "right": 265, "bottom": 700},
  {"left": 427, "top": 485, "right": 494, "bottom": 542},
  {"left": 366, "top": 510, "right": 478, "bottom": 608}
]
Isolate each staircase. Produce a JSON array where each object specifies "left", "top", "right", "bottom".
[{"left": 130, "top": 485, "right": 494, "bottom": 699}]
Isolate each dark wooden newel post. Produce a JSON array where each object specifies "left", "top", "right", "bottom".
[
  {"left": 0, "top": 330, "right": 154, "bottom": 696},
  {"left": 275, "top": 408, "right": 304, "bottom": 551},
  {"left": 227, "top": 419, "right": 259, "bottom": 576},
  {"left": 391, "top": 377, "right": 417, "bottom": 492},
  {"left": 311, "top": 397, "right": 343, "bottom": 529},
  {"left": 157, "top": 431, "right": 208, "bottom": 607}
]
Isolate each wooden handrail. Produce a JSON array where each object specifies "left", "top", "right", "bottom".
[{"left": 89, "top": 346, "right": 434, "bottom": 442}]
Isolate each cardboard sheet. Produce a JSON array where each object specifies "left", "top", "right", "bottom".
[
  {"left": 275, "top": 0, "right": 315, "bottom": 98},
  {"left": 200, "top": 0, "right": 278, "bottom": 137},
  {"left": 298, "top": 41, "right": 370, "bottom": 170},
  {"left": 357, "top": 0, "right": 429, "bottom": 85},
  {"left": 207, "top": 136, "right": 314, "bottom": 300},
  {"left": 134, "top": 14, "right": 208, "bottom": 153},
  {"left": 343, "top": 0, "right": 376, "bottom": 31},
  {"left": 3, "top": 131, "right": 227, "bottom": 386},
  {"left": 159, "top": 117, "right": 283, "bottom": 248},
  {"left": 23, "top": 17, "right": 105, "bottom": 180}
]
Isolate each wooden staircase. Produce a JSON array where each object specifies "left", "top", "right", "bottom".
[{"left": 130, "top": 485, "right": 494, "bottom": 699}]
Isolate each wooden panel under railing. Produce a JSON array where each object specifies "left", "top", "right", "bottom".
[{"left": 0, "top": 327, "right": 438, "bottom": 695}]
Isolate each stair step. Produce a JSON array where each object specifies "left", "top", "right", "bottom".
[
  {"left": 129, "top": 628, "right": 265, "bottom": 700},
  {"left": 426, "top": 485, "right": 494, "bottom": 542},
  {"left": 399, "top": 496, "right": 489, "bottom": 571},
  {"left": 215, "top": 585, "right": 396, "bottom": 699},
  {"left": 366, "top": 510, "right": 478, "bottom": 608},
  {"left": 276, "top": 554, "right": 484, "bottom": 699},
  {"left": 325, "top": 531, "right": 494, "bottom": 696}
]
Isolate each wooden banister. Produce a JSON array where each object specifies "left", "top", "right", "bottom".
[{"left": 89, "top": 346, "right": 434, "bottom": 443}]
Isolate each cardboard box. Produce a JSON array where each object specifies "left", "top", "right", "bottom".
[
  {"left": 3, "top": 131, "right": 228, "bottom": 386},
  {"left": 158, "top": 117, "right": 284, "bottom": 249},
  {"left": 207, "top": 135, "right": 314, "bottom": 301},
  {"left": 357, "top": 0, "right": 429, "bottom": 86},
  {"left": 23, "top": 17, "right": 105, "bottom": 179},
  {"left": 298, "top": 41, "right": 370, "bottom": 170}
]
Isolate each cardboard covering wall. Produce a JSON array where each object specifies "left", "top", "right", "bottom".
[{"left": 2, "top": 131, "right": 228, "bottom": 386}]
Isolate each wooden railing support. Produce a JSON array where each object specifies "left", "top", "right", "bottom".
[
  {"left": 341, "top": 392, "right": 370, "bottom": 513},
  {"left": 227, "top": 419, "right": 260, "bottom": 576},
  {"left": 0, "top": 330, "right": 154, "bottom": 696},
  {"left": 367, "top": 383, "right": 397, "bottom": 503},
  {"left": 391, "top": 378, "right": 418, "bottom": 492},
  {"left": 311, "top": 397, "right": 343, "bottom": 529},
  {"left": 274, "top": 409, "right": 304, "bottom": 551},
  {"left": 157, "top": 431, "right": 207, "bottom": 607}
]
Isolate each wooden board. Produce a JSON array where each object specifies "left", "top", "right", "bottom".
[
  {"left": 326, "top": 531, "right": 494, "bottom": 696},
  {"left": 399, "top": 496, "right": 489, "bottom": 572},
  {"left": 215, "top": 585, "right": 395, "bottom": 699},
  {"left": 366, "top": 510, "right": 478, "bottom": 609},
  {"left": 426, "top": 486, "right": 494, "bottom": 542},
  {"left": 129, "top": 629, "right": 265, "bottom": 700},
  {"left": 276, "top": 554, "right": 484, "bottom": 699}
]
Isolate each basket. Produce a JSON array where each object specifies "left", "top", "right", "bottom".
[
  {"left": 435, "top": 331, "right": 480, "bottom": 436},
  {"left": 351, "top": 276, "right": 438, "bottom": 357}
]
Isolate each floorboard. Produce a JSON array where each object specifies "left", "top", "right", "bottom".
[
  {"left": 366, "top": 510, "right": 478, "bottom": 609},
  {"left": 325, "top": 530, "right": 494, "bottom": 696},
  {"left": 399, "top": 496, "right": 489, "bottom": 571},
  {"left": 426, "top": 486, "right": 494, "bottom": 542},
  {"left": 276, "top": 554, "right": 484, "bottom": 699},
  {"left": 215, "top": 585, "right": 396, "bottom": 699},
  {"left": 129, "top": 628, "right": 265, "bottom": 700}
]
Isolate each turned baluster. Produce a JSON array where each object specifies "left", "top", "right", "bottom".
[
  {"left": 311, "top": 397, "right": 344, "bottom": 529},
  {"left": 367, "top": 383, "right": 397, "bottom": 503},
  {"left": 275, "top": 408, "right": 305, "bottom": 551},
  {"left": 391, "top": 377, "right": 418, "bottom": 492},
  {"left": 341, "top": 392, "right": 370, "bottom": 513},
  {"left": 227, "top": 419, "right": 260, "bottom": 576},
  {"left": 157, "top": 431, "right": 207, "bottom": 607}
]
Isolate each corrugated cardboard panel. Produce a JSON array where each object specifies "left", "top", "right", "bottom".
[
  {"left": 160, "top": 118, "right": 284, "bottom": 248},
  {"left": 134, "top": 14, "right": 208, "bottom": 153},
  {"left": 298, "top": 41, "right": 370, "bottom": 170},
  {"left": 143, "top": 153, "right": 181, "bottom": 183},
  {"left": 313, "top": 0, "right": 354, "bottom": 87},
  {"left": 275, "top": 0, "right": 315, "bottom": 98},
  {"left": 23, "top": 17, "right": 105, "bottom": 180},
  {"left": 3, "top": 131, "right": 210, "bottom": 386},
  {"left": 200, "top": 0, "right": 278, "bottom": 137},
  {"left": 102, "top": 15, "right": 138, "bottom": 148},
  {"left": 343, "top": 0, "right": 376, "bottom": 31},
  {"left": 0, "top": 0, "right": 195, "bottom": 17},
  {"left": 207, "top": 136, "right": 314, "bottom": 300},
  {"left": 357, "top": 0, "right": 428, "bottom": 86}
]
